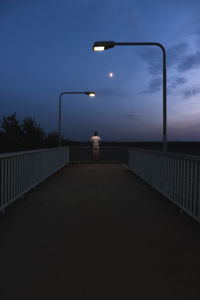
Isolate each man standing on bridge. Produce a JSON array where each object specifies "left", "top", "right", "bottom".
[{"left": 90, "top": 131, "right": 101, "bottom": 161}]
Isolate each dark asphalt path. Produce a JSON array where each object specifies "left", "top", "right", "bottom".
[{"left": 0, "top": 163, "right": 200, "bottom": 299}]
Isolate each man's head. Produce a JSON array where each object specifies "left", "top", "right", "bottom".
[{"left": 94, "top": 131, "right": 98, "bottom": 136}]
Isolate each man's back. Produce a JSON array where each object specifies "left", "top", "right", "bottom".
[{"left": 91, "top": 135, "right": 101, "bottom": 147}]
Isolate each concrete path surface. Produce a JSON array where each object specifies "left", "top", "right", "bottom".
[{"left": 0, "top": 163, "right": 200, "bottom": 300}]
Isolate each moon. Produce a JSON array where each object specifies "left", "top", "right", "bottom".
[{"left": 109, "top": 72, "right": 114, "bottom": 78}]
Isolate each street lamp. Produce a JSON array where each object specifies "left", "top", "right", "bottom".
[
  {"left": 58, "top": 91, "right": 96, "bottom": 147},
  {"left": 93, "top": 41, "right": 167, "bottom": 152}
]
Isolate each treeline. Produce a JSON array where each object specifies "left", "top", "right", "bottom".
[
  {"left": 0, "top": 113, "right": 70, "bottom": 153},
  {"left": 1, "top": 113, "right": 200, "bottom": 155}
]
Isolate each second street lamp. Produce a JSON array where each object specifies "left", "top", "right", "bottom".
[
  {"left": 58, "top": 91, "right": 96, "bottom": 147},
  {"left": 93, "top": 41, "right": 167, "bottom": 152}
]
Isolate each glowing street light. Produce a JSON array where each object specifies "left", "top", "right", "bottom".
[
  {"left": 58, "top": 91, "right": 96, "bottom": 147},
  {"left": 86, "top": 91, "right": 96, "bottom": 97},
  {"left": 93, "top": 41, "right": 115, "bottom": 51},
  {"left": 93, "top": 45, "right": 105, "bottom": 51},
  {"left": 93, "top": 40, "right": 167, "bottom": 152}
]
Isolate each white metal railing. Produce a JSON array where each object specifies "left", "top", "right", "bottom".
[
  {"left": 0, "top": 147, "right": 69, "bottom": 212},
  {"left": 129, "top": 148, "right": 200, "bottom": 222},
  {"left": 70, "top": 146, "right": 128, "bottom": 164}
]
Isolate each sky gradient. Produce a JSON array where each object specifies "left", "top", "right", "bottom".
[{"left": 1, "top": 0, "right": 200, "bottom": 141}]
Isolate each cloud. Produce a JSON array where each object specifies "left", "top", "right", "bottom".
[
  {"left": 168, "top": 115, "right": 200, "bottom": 141},
  {"left": 138, "top": 42, "right": 188, "bottom": 75},
  {"left": 183, "top": 87, "right": 200, "bottom": 99},
  {"left": 169, "top": 76, "right": 187, "bottom": 90},
  {"left": 117, "top": 112, "right": 139, "bottom": 123},
  {"left": 195, "top": 29, "right": 200, "bottom": 46},
  {"left": 141, "top": 76, "right": 162, "bottom": 94},
  {"left": 139, "top": 43, "right": 189, "bottom": 93},
  {"left": 96, "top": 88, "right": 132, "bottom": 98},
  {"left": 167, "top": 43, "right": 188, "bottom": 67},
  {"left": 126, "top": 113, "right": 136, "bottom": 119},
  {"left": 178, "top": 51, "right": 200, "bottom": 71},
  {"left": 138, "top": 48, "right": 162, "bottom": 75},
  {"left": 142, "top": 75, "right": 187, "bottom": 95}
]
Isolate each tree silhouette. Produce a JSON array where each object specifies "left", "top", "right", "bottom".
[
  {"left": 0, "top": 112, "right": 23, "bottom": 152},
  {"left": 1, "top": 112, "right": 22, "bottom": 137},
  {"left": 22, "top": 116, "right": 45, "bottom": 149},
  {"left": 45, "top": 131, "right": 59, "bottom": 147},
  {"left": 0, "top": 112, "right": 73, "bottom": 153},
  {"left": 0, "top": 113, "right": 46, "bottom": 152}
]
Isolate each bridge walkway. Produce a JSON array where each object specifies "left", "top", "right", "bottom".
[{"left": 0, "top": 163, "right": 200, "bottom": 299}]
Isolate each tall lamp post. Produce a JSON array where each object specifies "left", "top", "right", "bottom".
[
  {"left": 93, "top": 41, "right": 167, "bottom": 152},
  {"left": 58, "top": 91, "right": 96, "bottom": 147}
]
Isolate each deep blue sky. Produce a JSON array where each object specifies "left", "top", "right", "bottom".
[{"left": 1, "top": 0, "right": 200, "bottom": 141}]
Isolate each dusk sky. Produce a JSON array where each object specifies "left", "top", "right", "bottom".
[{"left": 1, "top": 0, "right": 200, "bottom": 141}]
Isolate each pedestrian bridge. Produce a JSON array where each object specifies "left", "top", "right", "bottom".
[{"left": 0, "top": 147, "right": 200, "bottom": 299}]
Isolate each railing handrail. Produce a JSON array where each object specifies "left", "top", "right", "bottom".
[
  {"left": 129, "top": 147, "right": 200, "bottom": 161},
  {"left": 0, "top": 147, "right": 67, "bottom": 159},
  {"left": 70, "top": 145, "right": 128, "bottom": 147},
  {"left": 70, "top": 146, "right": 129, "bottom": 150}
]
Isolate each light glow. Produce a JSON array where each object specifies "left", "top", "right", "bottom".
[
  {"left": 93, "top": 46, "right": 105, "bottom": 51},
  {"left": 109, "top": 72, "right": 114, "bottom": 77},
  {"left": 89, "top": 93, "right": 96, "bottom": 97}
]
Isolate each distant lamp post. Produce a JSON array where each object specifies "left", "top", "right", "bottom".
[
  {"left": 58, "top": 91, "right": 96, "bottom": 147},
  {"left": 93, "top": 41, "right": 167, "bottom": 152}
]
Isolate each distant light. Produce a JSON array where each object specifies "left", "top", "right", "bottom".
[
  {"left": 109, "top": 72, "right": 114, "bottom": 78},
  {"left": 93, "top": 41, "right": 115, "bottom": 51},
  {"left": 85, "top": 91, "right": 96, "bottom": 97},
  {"left": 93, "top": 46, "right": 105, "bottom": 51},
  {"left": 89, "top": 92, "right": 96, "bottom": 97}
]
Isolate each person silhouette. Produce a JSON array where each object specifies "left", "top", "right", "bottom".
[{"left": 90, "top": 131, "right": 101, "bottom": 160}]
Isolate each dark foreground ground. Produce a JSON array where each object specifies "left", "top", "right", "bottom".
[{"left": 0, "top": 163, "right": 200, "bottom": 299}]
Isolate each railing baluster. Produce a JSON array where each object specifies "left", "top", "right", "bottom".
[
  {"left": 69, "top": 146, "right": 128, "bottom": 163},
  {"left": 189, "top": 161, "right": 194, "bottom": 213},
  {"left": 128, "top": 148, "right": 200, "bottom": 223},
  {"left": 179, "top": 159, "right": 183, "bottom": 208},
  {"left": 0, "top": 147, "right": 69, "bottom": 212},
  {"left": 193, "top": 161, "right": 198, "bottom": 216}
]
